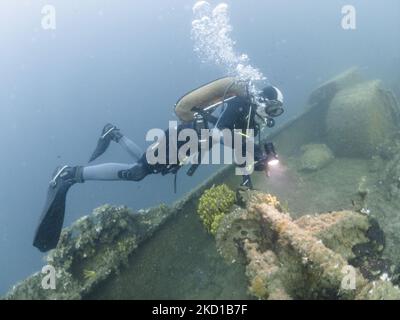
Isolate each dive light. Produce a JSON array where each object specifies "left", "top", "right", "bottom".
[{"left": 265, "top": 142, "right": 279, "bottom": 166}]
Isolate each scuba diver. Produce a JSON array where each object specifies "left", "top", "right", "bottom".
[{"left": 33, "top": 77, "right": 284, "bottom": 252}]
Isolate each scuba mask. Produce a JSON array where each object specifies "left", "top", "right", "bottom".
[{"left": 257, "top": 98, "right": 284, "bottom": 118}]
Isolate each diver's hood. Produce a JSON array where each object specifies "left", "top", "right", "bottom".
[{"left": 275, "top": 86, "right": 284, "bottom": 104}]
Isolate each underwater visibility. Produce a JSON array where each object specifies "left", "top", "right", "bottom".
[{"left": 1, "top": 0, "right": 400, "bottom": 301}]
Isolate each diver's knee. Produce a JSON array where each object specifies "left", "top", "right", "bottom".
[{"left": 118, "top": 164, "right": 149, "bottom": 181}]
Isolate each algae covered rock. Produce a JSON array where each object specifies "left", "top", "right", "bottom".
[
  {"left": 299, "top": 144, "right": 334, "bottom": 172},
  {"left": 326, "top": 80, "right": 399, "bottom": 157}
]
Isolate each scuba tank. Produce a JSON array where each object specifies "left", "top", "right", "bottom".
[
  {"left": 175, "top": 77, "right": 249, "bottom": 122},
  {"left": 172, "top": 77, "right": 250, "bottom": 192}
]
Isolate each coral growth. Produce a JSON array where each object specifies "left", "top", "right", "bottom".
[
  {"left": 295, "top": 211, "right": 370, "bottom": 260},
  {"left": 215, "top": 191, "right": 282, "bottom": 263},
  {"left": 197, "top": 184, "right": 236, "bottom": 235},
  {"left": 4, "top": 165, "right": 241, "bottom": 301},
  {"left": 5, "top": 204, "right": 171, "bottom": 300},
  {"left": 245, "top": 241, "right": 291, "bottom": 300},
  {"left": 216, "top": 190, "right": 400, "bottom": 300}
]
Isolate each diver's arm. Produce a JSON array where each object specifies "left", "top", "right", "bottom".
[
  {"left": 201, "top": 112, "right": 219, "bottom": 125},
  {"left": 192, "top": 107, "right": 219, "bottom": 125}
]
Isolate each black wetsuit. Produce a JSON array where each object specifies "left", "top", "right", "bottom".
[{"left": 122, "top": 95, "right": 264, "bottom": 185}]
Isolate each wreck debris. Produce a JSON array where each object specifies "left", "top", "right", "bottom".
[
  {"left": 5, "top": 204, "right": 171, "bottom": 300},
  {"left": 244, "top": 241, "right": 291, "bottom": 300},
  {"left": 326, "top": 80, "right": 399, "bottom": 157},
  {"left": 216, "top": 192, "right": 282, "bottom": 263},
  {"left": 216, "top": 190, "right": 400, "bottom": 300},
  {"left": 270, "top": 67, "right": 364, "bottom": 156},
  {"left": 299, "top": 144, "right": 334, "bottom": 172}
]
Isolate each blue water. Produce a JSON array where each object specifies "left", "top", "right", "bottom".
[{"left": 0, "top": 0, "right": 399, "bottom": 294}]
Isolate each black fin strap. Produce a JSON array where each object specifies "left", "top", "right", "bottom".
[{"left": 75, "top": 166, "right": 85, "bottom": 183}]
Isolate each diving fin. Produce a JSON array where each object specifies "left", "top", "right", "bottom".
[
  {"left": 89, "top": 137, "right": 112, "bottom": 162},
  {"left": 89, "top": 124, "right": 122, "bottom": 162},
  {"left": 33, "top": 166, "right": 82, "bottom": 252}
]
